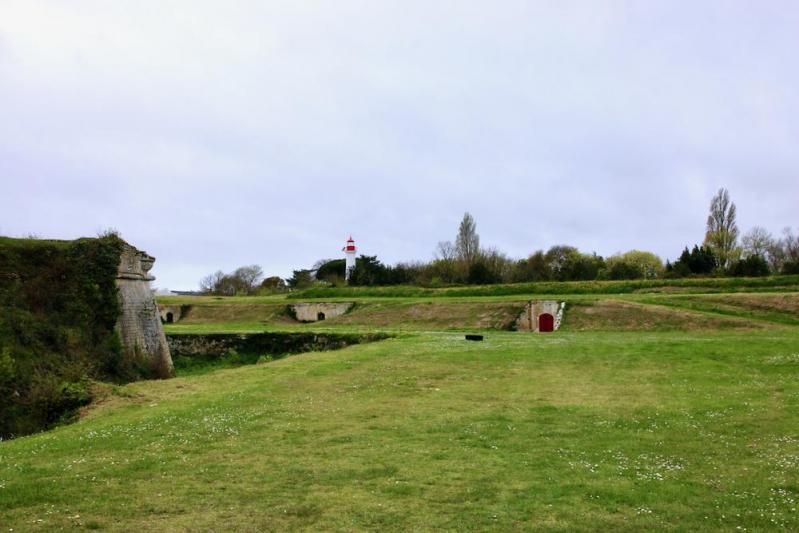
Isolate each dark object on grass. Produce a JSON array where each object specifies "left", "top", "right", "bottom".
[{"left": 465, "top": 334, "right": 484, "bottom": 341}]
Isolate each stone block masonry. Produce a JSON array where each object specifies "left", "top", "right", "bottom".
[
  {"left": 515, "top": 300, "right": 566, "bottom": 332},
  {"left": 116, "top": 243, "right": 174, "bottom": 378},
  {"left": 290, "top": 302, "right": 354, "bottom": 322}
]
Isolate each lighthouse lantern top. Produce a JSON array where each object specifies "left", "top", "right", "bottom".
[{"left": 344, "top": 236, "right": 356, "bottom": 253}]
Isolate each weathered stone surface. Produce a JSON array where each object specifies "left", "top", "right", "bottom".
[
  {"left": 290, "top": 302, "right": 353, "bottom": 322},
  {"left": 157, "top": 304, "right": 192, "bottom": 324},
  {"left": 116, "top": 243, "right": 174, "bottom": 378},
  {"left": 516, "top": 300, "right": 566, "bottom": 332}
]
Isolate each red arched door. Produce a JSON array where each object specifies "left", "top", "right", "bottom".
[{"left": 539, "top": 313, "right": 554, "bottom": 332}]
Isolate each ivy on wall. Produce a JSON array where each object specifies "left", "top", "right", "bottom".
[{"left": 0, "top": 235, "right": 124, "bottom": 439}]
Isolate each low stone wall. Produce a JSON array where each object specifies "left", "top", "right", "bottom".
[
  {"left": 290, "top": 302, "right": 353, "bottom": 322},
  {"left": 167, "top": 331, "right": 388, "bottom": 362},
  {"left": 515, "top": 300, "right": 566, "bottom": 332}
]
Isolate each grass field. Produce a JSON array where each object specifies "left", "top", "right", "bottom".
[
  {"left": 158, "top": 291, "right": 799, "bottom": 334},
  {"left": 2, "top": 289, "right": 798, "bottom": 530}
]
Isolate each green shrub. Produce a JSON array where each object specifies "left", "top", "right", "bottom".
[
  {"left": 0, "top": 235, "right": 124, "bottom": 439},
  {"left": 729, "top": 255, "right": 770, "bottom": 277}
]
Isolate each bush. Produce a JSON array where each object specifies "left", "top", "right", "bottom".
[
  {"left": 606, "top": 261, "right": 643, "bottom": 280},
  {"left": 729, "top": 255, "right": 770, "bottom": 277},
  {"left": 467, "top": 260, "right": 501, "bottom": 284},
  {"left": 783, "top": 261, "right": 799, "bottom": 275},
  {"left": 670, "top": 245, "right": 717, "bottom": 276},
  {"left": 0, "top": 235, "right": 124, "bottom": 439}
]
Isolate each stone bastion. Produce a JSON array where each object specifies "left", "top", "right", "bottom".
[{"left": 116, "top": 243, "right": 174, "bottom": 378}]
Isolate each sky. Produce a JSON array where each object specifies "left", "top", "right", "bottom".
[{"left": 1, "top": 1, "right": 797, "bottom": 290}]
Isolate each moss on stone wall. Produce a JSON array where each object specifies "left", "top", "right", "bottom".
[{"left": 0, "top": 235, "right": 125, "bottom": 439}]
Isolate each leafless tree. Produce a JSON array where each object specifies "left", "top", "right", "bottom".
[
  {"left": 435, "top": 241, "right": 456, "bottom": 261},
  {"left": 704, "top": 188, "right": 739, "bottom": 269},
  {"left": 199, "top": 270, "right": 226, "bottom": 293},
  {"left": 199, "top": 265, "right": 264, "bottom": 295},
  {"left": 741, "top": 226, "right": 773, "bottom": 258}
]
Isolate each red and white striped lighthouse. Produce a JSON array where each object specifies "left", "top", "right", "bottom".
[{"left": 343, "top": 236, "right": 357, "bottom": 281}]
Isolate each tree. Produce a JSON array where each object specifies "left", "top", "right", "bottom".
[
  {"left": 467, "top": 260, "right": 500, "bottom": 284},
  {"left": 669, "top": 245, "right": 716, "bottom": 276},
  {"left": 199, "top": 270, "right": 225, "bottom": 293},
  {"left": 259, "top": 276, "right": 287, "bottom": 293},
  {"left": 773, "top": 227, "right": 799, "bottom": 274},
  {"left": 545, "top": 245, "right": 580, "bottom": 281},
  {"left": 704, "top": 188, "right": 739, "bottom": 270},
  {"left": 315, "top": 259, "right": 346, "bottom": 284},
  {"left": 233, "top": 265, "right": 264, "bottom": 291},
  {"left": 479, "top": 247, "right": 514, "bottom": 283},
  {"left": 604, "top": 250, "right": 664, "bottom": 280},
  {"left": 605, "top": 260, "right": 643, "bottom": 280},
  {"left": 542, "top": 246, "right": 603, "bottom": 281},
  {"left": 729, "top": 255, "right": 770, "bottom": 277},
  {"left": 199, "top": 265, "right": 264, "bottom": 295},
  {"left": 349, "top": 255, "right": 389, "bottom": 286},
  {"left": 512, "top": 250, "right": 552, "bottom": 282},
  {"left": 431, "top": 241, "right": 459, "bottom": 284},
  {"left": 287, "top": 269, "right": 314, "bottom": 289},
  {"left": 741, "top": 226, "right": 773, "bottom": 259},
  {"left": 435, "top": 241, "right": 456, "bottom": 261},
  {"left": 455, "top": 212, "right": 480, "bottom": 266}
]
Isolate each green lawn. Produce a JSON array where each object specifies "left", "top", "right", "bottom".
[{"left": 2, "top": 328, "right": 798, "bottom": 530}]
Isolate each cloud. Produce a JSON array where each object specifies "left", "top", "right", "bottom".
[{"left": 1, "top": 1, "right": 797, "bottom": 289}]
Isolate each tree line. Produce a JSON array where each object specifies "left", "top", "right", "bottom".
[{"left": 198, "top": 188, "right": 798, "bottom": 294}]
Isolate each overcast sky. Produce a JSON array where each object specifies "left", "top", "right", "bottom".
[{"left": 1, "top": 1, "right": 797, "bottom": 289}]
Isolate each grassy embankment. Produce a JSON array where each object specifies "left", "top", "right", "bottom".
[
  {"left": 2, "top": 281, "right": 798, "bottom": 530},
  {"left": 158, "top": 283, "right": 799, "bottom": 335}
]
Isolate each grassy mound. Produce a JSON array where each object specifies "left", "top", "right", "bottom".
[
  {"left": 0, "top": 236, "right": 125, "bottom": 439},
  {"left": 636, "top": 293, "right": 799, "bottom": 327},
  {"left": 562, "top": 299, "right": 766, "bottom": 331}
]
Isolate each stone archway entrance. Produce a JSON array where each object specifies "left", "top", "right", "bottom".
[
  {"left": 539, "top": 313, "right": 554, "bottom": 332},
  {"left": 166, "top": 312, "right": 174, "bottom": 324},
  {"left": 317, "top": 312, "right": 326, "bottom": 321}
]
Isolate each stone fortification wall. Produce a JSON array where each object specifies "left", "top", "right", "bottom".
[
  {"left": 290, "top": 302, "right": 353, "bottom": 322},
  {"left": 167, "top": 331, "right": 387, "bottom": 361},
  {"left": 516, "top": 300, "right": 566, "bottom": 332},
  {"left": 116, "top": 244, "right": 174, "bottom": 378}
]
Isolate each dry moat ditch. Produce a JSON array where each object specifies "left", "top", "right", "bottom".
[{"left": 166, "top": 332, "right": 390, "bottom": 374}]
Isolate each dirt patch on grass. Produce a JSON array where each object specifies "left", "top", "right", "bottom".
[{"left": 562, "top": 299, "right": 765, "bottom": 331}]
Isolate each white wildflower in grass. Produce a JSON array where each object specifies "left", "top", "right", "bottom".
[{"left": 764, "top": 353, "right": 799, "bottom": 365}]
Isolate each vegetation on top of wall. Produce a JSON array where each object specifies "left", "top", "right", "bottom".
[
  {"left": 0, "top": 235, "right": 125, "bottom": 439},
  {"left": 287, "top": 274, "right": 799, "bottom": 299}
]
